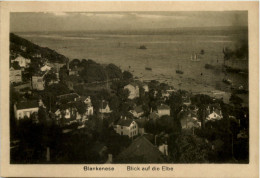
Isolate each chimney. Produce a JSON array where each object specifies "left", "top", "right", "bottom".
[{"left": 46, "top": 147, "right": 50, "bottom": 162}]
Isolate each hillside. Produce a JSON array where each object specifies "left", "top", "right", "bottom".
[{"left": 10, "top": 33, "right": 68, "bottom": 63}]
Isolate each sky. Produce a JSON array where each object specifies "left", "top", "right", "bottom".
[{"left": 10, "top": 11, "right": 248, "bottom": 32}]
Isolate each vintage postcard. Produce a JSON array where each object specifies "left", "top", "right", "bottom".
[{"left": 0, "top": 1, "right": 259, "bottom": 178}]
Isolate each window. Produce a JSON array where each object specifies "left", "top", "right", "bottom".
[
  {"left": 121, "top": 131, "right": 123, "bottom": 135},
  {"left": 121, "top": 126, "right": 123, "bottom": 129}
]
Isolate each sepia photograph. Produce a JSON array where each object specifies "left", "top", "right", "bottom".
[
  {"left": 0, "top": 1, "right": 259, "bottom": 178},
  {"left": 9, "top": 11, "right": 249, "bottom": 164}
]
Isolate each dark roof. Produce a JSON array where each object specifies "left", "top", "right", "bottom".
[
  {"left": 16, "top": 100, "right": 38, "bottom": 110},
  {"left": 134, "top": 105, "right": 144, "bottom": 113},
  {"left": 57, "top": 93, "right": 80, "bottom": 102},
  {"left": 116, "top": 118, "right": 135, "bottom": 127},
  {"left": 135, "top": 118, "right": 147, "bottom": 128},
  {"left": 115, "top": 136, "right": 165, "bottom": 163},
  {"left": 157, "top": 104, "right": 170, "bottom": 110},
  {"left": 10, "top": 65, "right": 21, "bottom": 70}
]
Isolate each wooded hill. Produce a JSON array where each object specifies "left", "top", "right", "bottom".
[{"left": 10, "top": 33, "right": 68, "bottom": 63}]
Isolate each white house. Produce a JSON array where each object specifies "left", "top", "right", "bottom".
[
  {"left": 13, "top": 55, "right": 31, "bottom": 68},
  {"left": 142, "top": 83, "right": 149, "bottom": 92},
  {"left": 40, "top": 64, "right": 51, "bottom": 72},
  {"left": 157, "top": 104, "right": 170, "bottom": 117},
  {"left": 14, "top": 100, "right": 39, "bottom": 120},
  {"left": 129, "top": 105, "right": 144, "bottom": 118},
  {"left": 206, "top": 106, "right": 223, "bottom": 121},
  {"left": 114, "top": 117, "right": 138, "bottom": 138},
  {"left": 124, "top": 83, "right": 139, "bottom": 99},
  {"left": 99, "top": 100, "right": 112, "bottom": 114},
  {"left": 158, "top": 143, "right": 169, "bottom": 156},
  {"left": 86, "top": 105, "right": 94, "bottom": 116}
]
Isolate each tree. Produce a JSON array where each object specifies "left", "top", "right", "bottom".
[
  {"left": 69, "top": 59, "right": 81, "bottom": 68},
  {"left": 44, "top": 71, "right": 57, "bottom": 86},
  {"left": 122, "top": 71, "right": 133, "bottom": 80},
  {"left": 109, "top": 95, "right": 120, "bottom": 112},
  {"left": 167, "top": 91, "right": 183, "bottom": 118},
  {"left": 75, "top": 102, "right": 86, "bottom": 116},
  {"left": 105, "top": 63, "right": 122, "bottom": 79},
  {"left": 229, "top": 94, "right": 243, "bottom": 106},
  {"left": 118, "top": 88, "right": 130, "bottom": 103}
]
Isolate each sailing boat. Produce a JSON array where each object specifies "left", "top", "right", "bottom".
[
  {"left": 190, "top": 52, "right": 200, "bottom": 62},
  {"left": 145, "top": 59, "right": 152, "bottom": 71},
  {"left": 176, "top": 63, "right": 183, "bottom": 74}
]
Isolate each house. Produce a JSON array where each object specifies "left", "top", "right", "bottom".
[
  {"left": 99, "top": 100, "right": 112, "bottom": 114},
  {"left": 181, "top": 115, "right": 201, "bottom": 130},
  {"left": 206, "top": 105, "right": 223, "bottom": 121},
  {"left": 133, "top": 80, "right": 149, "bottom": 92},
  {"left": 56, "top": 93, "right": 80, "bottom": 104},
  {"left": 13, "top": 81, "right": 32, "bottom": 94},
  {"left": 157, "top": 104, "right": 170, "bottom": 117},
  {"left": 10, "top": 67, "right": 22, "bottom": 83},
  {"left": 13, "top": 55, "right": 31, "bottom": 68},
  {"left": 115, "top": 136, "right": 166, "bottom": 163},
  {"left": 75, "top": 96, "right": 94, "bottom": 116},
  {"left": 158, "top": 143, "right": 169, "bottom": 156},
  {"left": 40, "top": 64, "right": 51, "bottom": 72},
  {"left": 129, "top": 105, "right": 144, "bottom": 118},
  {"left": 86, "top": 104, "right": 94, "bottom": 116},
  {"left": 47, "top": 62, "right": 65, "bottom": 73},
  {"left": 142, "top": 84, "right": 149, "bottom": 92},
  {"left": 124, "top": 83, "right": 140, "bottom": 99},
  {"left": 14, "top": 100, "right": 39, "bottom": 120},
  {"left": 69, "top": 68, "right": 78, "bottom": 76},
  {"left": 113, "top": 117, "right": 138, "bottom": 138},
  {"left": 32, "top": 71, "right": 48, "bottom": 91}
]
